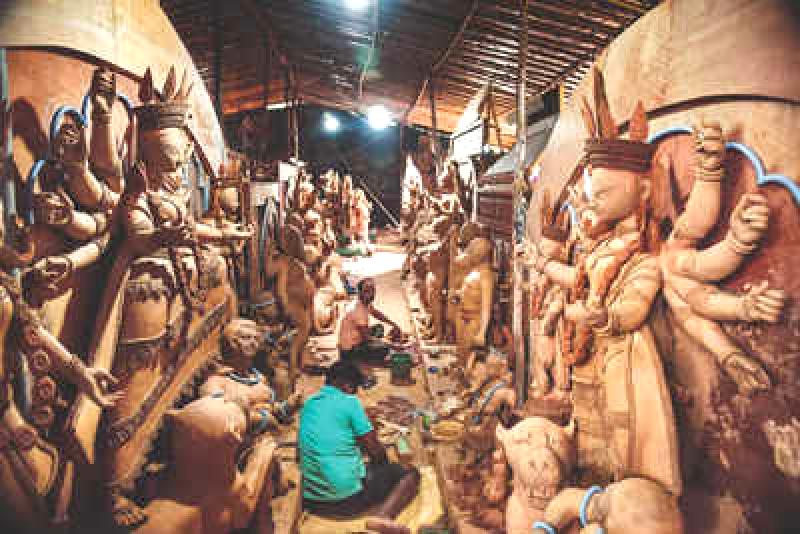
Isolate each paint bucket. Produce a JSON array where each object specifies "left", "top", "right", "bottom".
[
  {"left": 370, "top": 324, "right": 385, "bottom": 338},
  {"left": 390, "top": 351, "right": 413, "bottom": 385}
]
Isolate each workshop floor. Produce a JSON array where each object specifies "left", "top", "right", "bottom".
[{"left": 270, "top": 242, "right": 448, "bottom": 534}]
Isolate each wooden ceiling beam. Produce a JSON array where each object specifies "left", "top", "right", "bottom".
[
  {"left": 459, "top": 42, "right": 574, "bottom": 76},
  {"left": 468, "top": 19, "right": 598, "bottom": 60},
  {"left": 473, "top": 12, "right": 607, "bottom": 47},
  {"left": 485, "top": 0, "right": 623, "bottom": 36},
  {"left": 462, "top": 31, "right": 591, "bottom": 65},
  {"left": 237, "top": 0, "right": 291, "bottom": 68},
  {"left": 446, "top": 56, "right": 555, "bottom": 90},
  {"left": 454, "top": 48, "right": 567, "bottom": 79},
  {"left": 403, "top": 0, "right": 480, "bottom": 123}
]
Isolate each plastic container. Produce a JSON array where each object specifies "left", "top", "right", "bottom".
[
  {"left": 370, "top": 324, "right": 385, "bottom": 338},
  {"left": 396, "top": 435, "right": 413, "bottom": 465},
  {"left": 390, "top": 351, "right": 413, "bottom": 385}
]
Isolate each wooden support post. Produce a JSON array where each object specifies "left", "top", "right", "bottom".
[
  {"left": 0, "top": 47, "right": 18, "bottom": 260},
  {"left": 513, "top": 0, "right": 529, "bottom": 407},
  {"left": 262, "top": 35, "right": 271, "bottom": 109},
  {"left": 293, "top": 70, "right": 300, "bottom": 162},
  {"left": 212, "top": 2, "right": 224, "bottom": 120},
  {"left": 403, "top": 0, "right": 480, "bottom": 124},
  {"left": 428, "top": 74, "right": 440, "bottom": 181},
  {"left": 284, "top": 66, "right": 292, "bottom": 160},
  {"left": 258, "top": 35, "right": 271, "bottom": 163}
]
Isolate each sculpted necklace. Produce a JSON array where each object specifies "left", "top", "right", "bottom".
[{"left": 227, "top": 367, "right": 262, "bottom": 386}]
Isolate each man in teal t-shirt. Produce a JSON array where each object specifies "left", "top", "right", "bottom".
[{"left": 298, "top": 361, "right": 419, "bottom": 531}]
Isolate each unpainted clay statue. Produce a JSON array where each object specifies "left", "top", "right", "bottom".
[
  {"left": 763, "top": 418, "right": 800, "bottom": 478},
  {"left": 452, "top": 237, "right": 495, "bottom": 373},
  {"left": 528, "top": 191, "right": 571, "bottom": 401},
  {"left": 202, "top": 176, "right": 249, "bottom": 288},
  {"left": 0, "top": 237, "right": 121, "bottom": 532},
  {"left": 264, "top": 226, "right": 314, "bottom": 387},
  {"left": 340, "top": 174, "right": 354, "bottom": 238},
  {"left": 459, "top": 351, "right": 516, "bottom": 465},
  {"left": 420, "top": 239, "right": 450, "bottom": 341},
  {"left": 199, "top": 319, "right": 302, "bottom": 434},
  {"left": 541, "top": 477, "right": 683, "bottom": 534},
  {"left": 288, "top": 178, "right": 346, "bottom": 303},
  {"left": 65, "top": 66, "right": 250, "bottom": 528},
  {"left": 530, "top": 68, "right": 681, "bottom": 495},
  {"left": 445, "top": 222, "right": 483, "bottom": 341},
  {"left": 292, "top": 175, "right": 316, "bottom": 215},
  {"left": 489, "top": 417, "right": 576, "bottom": 534},
  {"left": 659, "top": 121, "right": 783, "bottom": 395},
  {"left": 350, "top": 188, "right": 373, "bottom": 254},
  {"left": 26, "top": 68, "right": 123, "bottom": 300},
  {"left": 133, "top": 395, "right": 278, "bottom": 534}
]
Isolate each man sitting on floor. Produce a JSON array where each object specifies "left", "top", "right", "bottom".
[
  {"left": 298, "top": 361, "right": 420, "bottom": 533},
  {"left": 338, "top": 277, "right": 405, "bottom": 365}
]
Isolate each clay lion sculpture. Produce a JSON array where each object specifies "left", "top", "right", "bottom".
[{"left": 134, "top": 395, "right": 277, "bottom": 534}]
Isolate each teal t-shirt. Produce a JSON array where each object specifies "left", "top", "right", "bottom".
[{"left": 298, "top": 385, "right": 374, "bottom": 501}]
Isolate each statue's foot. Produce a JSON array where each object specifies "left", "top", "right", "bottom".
[
  {"left": 110, "top": 492, "right": 147, "bottom": 529},
  {"left": 528, "top": 386, "right": 549, "bottom": 400},
  {"left": 543, "top": 388, "right": 570, "bottom": 403},
  {"left": 365, "top": 517, "right": 411, "bottom": 534}
]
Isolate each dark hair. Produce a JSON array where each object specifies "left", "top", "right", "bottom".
[
  {"left": 356, "top": 278, "right": 374, "bottom": 294},
  {"left": 326, "top": 360, "right": 367, "bottom": 388}
]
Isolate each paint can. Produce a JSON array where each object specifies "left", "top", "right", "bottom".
[{"left": 390, "top": 351, "right": 412, "bottom": 385}]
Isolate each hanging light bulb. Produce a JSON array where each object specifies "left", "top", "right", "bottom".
[
  {"left": 323, "top": 113, "right": 340, "bottom": 133},
  {"left": 366, "top": 105, "right": 392, "bottom": 130},
  {"left": 345, "top": 0, "right": 370, "bottom": 11}
]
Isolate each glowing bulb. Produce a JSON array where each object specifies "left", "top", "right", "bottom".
[
  {"left": 346, "top": 0, "right": 370, "bottom": 10},
  {"left": 366, "top": 105, "right": 392, "bottom": 130},
  {"left": 323, "top": 113, "right": 340, "bottom": 132}
]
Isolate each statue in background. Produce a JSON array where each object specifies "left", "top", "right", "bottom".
[
  {"left": 202, "top": 174, "right": 248, "bottom": 289},
  {"left": 460, "top": 350, "right": 516, "bottom": 466},
  {"left": 420, "top": 239, "right": 450, "bottom": 341},
  {"left": 527, "top": 190, "right": 571, "bottom": 402},
  {"left": 350, "top": 188, "right": 373, "bottom": 254},
  {"left": 264, "top": 226, "right": 314, "bottom": 387},
  {"left": 452, "top": 236, "right": 494, "bottom": 373}
]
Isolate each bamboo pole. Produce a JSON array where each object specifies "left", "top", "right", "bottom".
[
  {"left": 212, "top": 2, "right": 224, "bottom": 120},
  {"left": 513, "top": 0, "right": 528, "bottom": 407},
  {"left": 428, "top": 74, "right": 441, "bottom": 180}
]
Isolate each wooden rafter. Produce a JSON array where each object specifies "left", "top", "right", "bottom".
[
  {"left": 403, "top": 0, "right": 481, "bottom": 122},
  {"left": 162, "top": 0, "right": 657, "bottom": 134}
]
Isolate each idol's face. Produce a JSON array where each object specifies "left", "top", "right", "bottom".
[
  {"left": 140, "top": 127, "right": 194, "bottom": 175},
  {"left": 588, "top": 167, "right": 643, "bottom": 226}
]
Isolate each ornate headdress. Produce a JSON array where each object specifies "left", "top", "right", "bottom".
[
  {"left": 135, "top": 66, "right": 193, "bottom": 132},
  {"left": 580, "top": 67, "right": 654, "bottom": 173}
]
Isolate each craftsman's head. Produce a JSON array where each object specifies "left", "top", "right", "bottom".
[
  {"left": 326, "top": 360, "right": 367, "bottom": 394},
  {"left": 357, "top": 277, "right": 376, "bottom": 305}
]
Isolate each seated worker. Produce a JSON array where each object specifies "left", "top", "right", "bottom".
[
  {"left": 298, "top": 361, "right": 420, "bottom": 534},
  {"left": 338, "top": 277, "right": 405, "bottom": 364}
]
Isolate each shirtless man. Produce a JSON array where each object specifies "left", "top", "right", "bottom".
[{"left": 338, "top": 278, "right": 406, "bottom": 366}]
